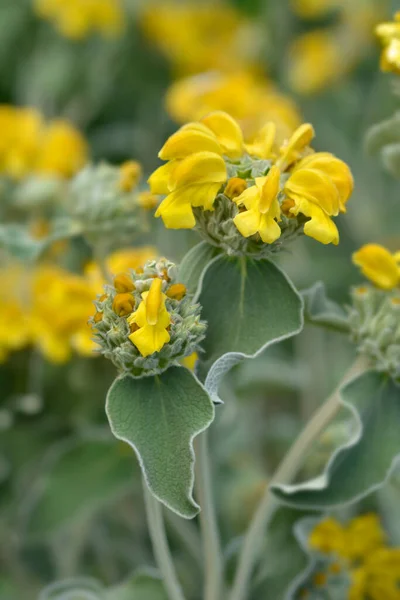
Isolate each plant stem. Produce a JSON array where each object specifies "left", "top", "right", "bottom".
[
  {"left": 195, "top": 431, "right": 223, "bottom": 600},
  {"left": 143, "top": 482, "right": 186, "bottom": 600},
  {"left": 165, "top": 510, "right": 203, "bottom": 571},
  {"left": 229, "top": 358, "right": 366, "bottom": 600}
]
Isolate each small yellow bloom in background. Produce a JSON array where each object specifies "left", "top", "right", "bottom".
[
  {"left": 309, "top": 517, "right": 347, "bottom": 556},
  {"left": 353, "top": 244, "right": 400, "bottom": 290},
  {"left": 166, "top": 71, "right": 302, "bottom": 144},
  {"left": 140, "top": 2, "right": 262, "bottom": 76},
  {"left": 138, "top": 191, "right": 159, "bottom": 211},
  {"left": 128, "top": 278, "right": 171, "bottom": 357},
  {"left": 0, "top": 264, "right": 33, "bottom": 362},
  {"left": 119, "top": 161, "right": 142, "bottom": 192},
  {"left": 0, "top": 105, "right": 87, "bottom": 179},
  {"left": 349, "top": 548, "right": 400, "bottom": 600},
  {"left": 181, "top": 351, "right": 198, "bottom": 371},
  {"left": 34, "top": 0, "right": 124, "bottom": 39},
  {"left": 35, "top": 119, "right": 88, "bottom": 178},
  {"left": 85, "top": 246, "right": 157, "bottom": 289},
  {"left": 376, "top": 12, "right": 400, "bottom": 75},
  {"left": 233, "top": 167, "right": 281, "bottom": 243}
]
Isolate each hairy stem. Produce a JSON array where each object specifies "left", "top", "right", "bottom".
[
  {"left": 143, "top": 483, "right": 186, "bottom": 600},
  {"left": 195, "top": 431, "right": 223, "bottom": 600},
  {"left": 229, "top": 358, "right": 366, "bottom": 600}
]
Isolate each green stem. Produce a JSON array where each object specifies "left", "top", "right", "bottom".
[
  {"left": 165, "top": 510, "right": 203, "bottom": 571},
  {"left": 195, "top": 431, "right": 223, "bottom": 600},
  {"left": 229, "top": 358, "right": 366, "bottom": 600},
  {"left": 143, "top": 483, "right": 186, "bottom": 600}
]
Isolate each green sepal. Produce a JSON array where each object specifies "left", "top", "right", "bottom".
[
  {"left": 106, "top": 366, "right": 214, "bottom": 518},
  {"left": 197, "top": 255, "right": 303, "bottom": 401},
  {"left": 272, "top": 371, "right": 400, "bottom": 509},
  {"left": 302, "top": 282, "right": 349, "bottom": 333}
]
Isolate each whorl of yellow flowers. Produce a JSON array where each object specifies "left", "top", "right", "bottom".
[
  {"left": 353, "top": 244, "right": 400, "bottom": 290},
  {"left": 0, "top": 105, "right": 87, "bottom": 180},
  {"left": 34, "top": 0, "right": 124, "bottom": 39},
  {"left": 140, "top": 2, "right": 262, "bottom": 76},
  {"left": 166, "top": 71, "right": 301, "bottom": 145},
  {"left": 149, "top": 111, "right": 353, "bottom": 249},
  {"left": 376, "top": 12, "right": 400, "bottom": 75},
  {"left": 305, "top": 514, "right": 400, "bottom": 600}
]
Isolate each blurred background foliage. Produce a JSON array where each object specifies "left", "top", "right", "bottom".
[{"left": 0, "top": 0, "right": 400, "bottom": 598}]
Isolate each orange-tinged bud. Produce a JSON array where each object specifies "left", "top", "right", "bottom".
[
  {"left": 119, "top": 160, "right": 142, "bottom": 192},
  {"left": 281, "top": 198, "right": 295, "bottom": 215},
  {"left": 167, "top": 283, "right": 186, "bottom": 300},
  {"left": 93, "top": 311, "right": 103, "bottom": 323},
  {"left": 114, "top": 272, "right": 135, "bottom": 293},
  {"left": 99, "top": 293, "right": 108, "bottom": 302},
  {"left": 112, "top": 293, "right": 135, "bottom": 316},
  {"left": 225, "top": 177, "right": 247, "bottom": 199}
]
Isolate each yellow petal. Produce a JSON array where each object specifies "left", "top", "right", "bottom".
[
  {"left": 258, "top": 214, "right": 281, "bottom": 243},
  {"left": 257, "top": 165, "right": 281, "bottom": 214},
  {"left": 234, "top": 185, "right": 259, "bottom": 210},
  {"left": 285, "top": 167, "right": 340, "bottom": 216},
  {"left": 148, "top": 161, "right": 178, "bottom": 194},
  {"left": 128, "top": 296, "right": 147, "bottom": 328},
  {"left": 201, "top": 111, "right": 244, "bottom": 158},
  {"left": 245, "top": 122, "right": 276, "bottom": 159},
  {"left": 278, "top": 123, "right": 314, "bottom": 168},
  {"left": 155, "top": 193, "right": 196, "bottom": 229},
  {"left": 146, "top": 278, "right": 163, "bottom": 325},
  {"left": 129, "top": 324, "right": 170, "bottom": 357},
  {"left": 233, "top": 208, "right": 260, "bottom": 238},
  {"left": 353, "top": 244, "right": 400, "bottom": 290},
  {"left": 159, "top": 127, "right": 221, "bottom": 160},
  {"left": 289, "top": 194, "right": 339, "bottom": 244},
  {"left": 172, "top": 151, "right": 227, "bottom": 187}
]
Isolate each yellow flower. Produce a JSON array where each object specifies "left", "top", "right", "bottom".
[
  {"left": 128, "top": 278, "right": 171, "bottom": 357},
  {"left": 140, "top": 3, "right": 261, "bottom": 76},
  {"left": 35, "top": 119, "right": 88, "bottom": 178},
  {"left": 353, "top": 244, "right": 400, "bottom": 290},
  {"left": 150, "top": 111, "right": 243, "bottom": 228},
  {"left": 166, "top": 70, "right": 301, "bottom": 144},
  {"left": 349, "top": 548, "right": 400, "bottom": 600},
  {"left": 287, "top": 30, "right": 349, "bottom": 95},
  {"left": 309, "top": 517, "right": 347, "bottom": 556},
  {"left": 34, "top": 0, "right": 124, "bottom": 39},
  {"left": 284, "top": 149, "right": 354, "bottom": 245},
  {"left": 233, "top": 166, "right": 281, "bottom": 243},
  {"left": 0, "top": 265, "right": 32, "bottom": 361},
  {"left": 376, "top": 12, "right": 400, "bottom": 75},
  {"left": 119, "top": 160, "right": 142, "bottom": 192},
  {"left": 84, "top": 246, "right": 157, "bottom": 289}
]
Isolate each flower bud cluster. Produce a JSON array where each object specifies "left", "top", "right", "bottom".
[
  {"left": 348, "top": 286, "right": 400, "bottom": 380},
  {"left": 90, "top": 258, "right": 206, "bottom": 378},
  {"left": 68, "top": 162, "right": 152, "bottom": 249}
]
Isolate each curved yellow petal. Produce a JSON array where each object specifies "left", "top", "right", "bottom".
[
  {"left": 172, "top": 151, "right": 227, "bottom": 187},
  {"left": 258, "top": 214, "right": 281, "bottom": 243},
  {"left": 155, "top": 193, "right": 196, "bottom": 229},
  {"left": 146, "top": 278, "right": 163, "bottom": 325},
  {"left": 353, "top": 244, "right": 400, "bottom": 290},
  {"left": 201, "top": 111, "right": 244, "bottom": 158},
  {"left": 234, "top": 185, "right": 259, "bottom": 210},
  {"left": 129, "top": 324, "right": 170, "bottom": 357},
  {"left": 245, "top": 122, "right": 277, "bottom": 159},
  {"left": 233, "top": 208, "right": 260, "bottom": 238},
  {"left": 148, "top": 161, "right": 178, "bottom": 194},
  {"left": 278, "top": 123, "right": 314, "bottom": 168},
  {"left": 159, "top": 127, "right": 221, "bottom": 160},
  {"left": 257, "top": 165, "right": 281, "bottom": 214},
  {"left": 285, "top": 167, "right": 340, "bottom": 216}
]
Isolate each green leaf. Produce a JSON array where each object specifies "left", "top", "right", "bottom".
[
  {"left": 197, "top": 256, "right": 303, "bottom": 400},
  {"left": 178, "top": 241, "right": 219, "bottom": 297},
  {"left": 39, "top": 577, "right": 105, "bottom": 600},
  {"left": 106, "top": 570, "right": 167, "bottom": 600},
  {"left": 106, "top": 367, "right": 214, "bottom": 518},
  {"left": 272, "top": 371, "right": 400, "bottom": 509},
  {"left": 302, "top": 282, "right": 349, "bottom": 333},
  {"left": 25, "top": 435, "right": 135, "bottom": 537}
]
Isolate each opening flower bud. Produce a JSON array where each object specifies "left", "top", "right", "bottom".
[
  {"left": 112, "top": 293, "right": 135, "bottom": 316},
  {"left": 166, "top": 283, "right": 187, "bottom": 300},
  {"left": 114, "top": 273, "right": 135, "bottom": 293}
]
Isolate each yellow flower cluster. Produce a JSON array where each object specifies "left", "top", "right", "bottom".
[
  {"left": 0, "top": 105, "right": 87, "bottom": 179},
  {"left": 353, "top": 244, "right": 400, "bottom": 290},
  {"left": 0, "top": 248, "right": 156, "bottom": 364},
  {"left": 308, "top": 514, "right": 400, "bottom": 600},
  {"left": 376, "top": 12, "right": 400, "bottom": 75},
  {"left": 140, "top": 2, "right": 261, "bottom": 76},
  {"left": 34, "top": 0, "right": 124, "bottom": 39},
  {"left": 149, "top": 111, "right": 353, "bottom": 245},
  {"left": 166, "top": 71, "right": 301, "bottom": 146},
  {"left": 289, "top": 0, "right": 387, "bottom": 94}
]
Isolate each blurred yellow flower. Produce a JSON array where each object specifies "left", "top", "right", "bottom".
[
  {"left": 291, "top": 0, "right": 341, "bottom": 19},
  {"left": 140, "top": 2, "right": 262, "bottom": 76},
  {"left": 119, "top": 160, "right": 142, "bottom": 192},
  {"left": 353, "top": 244, "right": 400, "bottom": 290},
  {"left": 34, "top": 0, "right": 124, "bottom": 39},
  {"left": 376, "top": 12, "right": 400, "bottom": 74},
  {"left": 166, "top": 71, "right": 301, "bottom": 144},
  {"left": 0, "top": 105, "right": 87, "bottom": 179},
  {"left": 128, "top": 278, "right": 171, "bottom": 357},
  {"left": 85, "top": 246, "right": 157, "bottom": 289},
  {"left": 349, "top": 548, "right": 400, "bottom": 600},
  {"left": 0, "top": 265, "right": 32, "bottom": 362}
]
